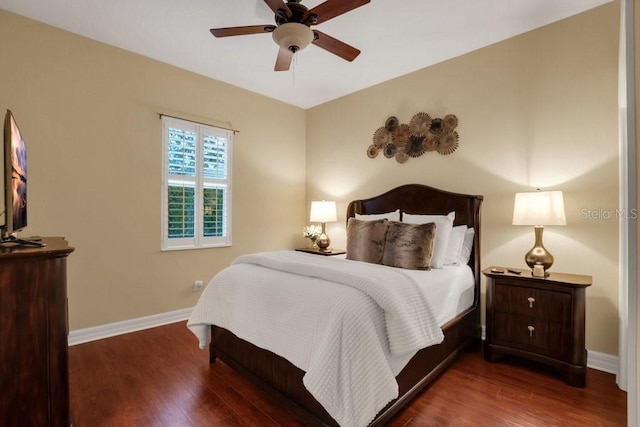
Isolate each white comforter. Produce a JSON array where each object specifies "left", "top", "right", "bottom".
[{"left": 187, "top": 251, "right": 444, "bottom": 427}]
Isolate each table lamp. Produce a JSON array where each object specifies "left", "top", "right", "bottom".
[
  {"left": 512, "top": 190, "right": 566, "bottom": 275},
  {"left": 310, "top": 200, "right": 337, "bottom": 251}
]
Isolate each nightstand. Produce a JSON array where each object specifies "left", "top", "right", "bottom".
[
  {"left": 295, "top": 248, "right": 346, "bottom": 256},
  {"left": 483, "top": 267, "right": 592, "bottom": 387}
]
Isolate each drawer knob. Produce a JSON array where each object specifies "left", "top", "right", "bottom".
[
  {"left": 527, "top": 297, "right": 535, "bottom": 308},
  {"left": 528, "top": 325, "right": 535, "bottom": 337}
]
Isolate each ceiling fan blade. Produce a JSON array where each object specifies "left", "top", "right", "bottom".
[
  {"left": 306, "top": 0, "right": 370, "bottom": 25},
  {"left": 210, "top": 25, "right": 275, "bottom": 38},
  {"left": 263, "top": 0, "right": 292, "bottom": 18},
  {"left": 312, "top": 30, "right": 361, "bottom": 62},
  {"left": 274, "top": 47, "right": 294, "bottom": 71}
]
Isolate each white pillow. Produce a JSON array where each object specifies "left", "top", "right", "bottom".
[
  {"left": 355, "top": 209, "right": 400, "bottom": 222},
  {"left": 458, "top": 227, "right": 475, "bottom": 265},
  {"left": 403, "top": 211, "right": 455, "bottom": 268},
  {"left": 444, "top": 225, "right": 467, "bottom": 265}
]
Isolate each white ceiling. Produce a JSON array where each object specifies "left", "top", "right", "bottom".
[{"left": 0, "top": 0, "right": 612, "bottom": 109}]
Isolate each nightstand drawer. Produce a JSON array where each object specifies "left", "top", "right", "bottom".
[
  {"left": 494, "top": 283, "right": 571, "bottom": 323},
  {"left": 493, "top": 313, "right": 569, "bottom": 359}
]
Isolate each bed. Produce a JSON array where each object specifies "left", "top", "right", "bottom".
[{"left": 188, "top": 184, "right": 483, "bottom": 426}]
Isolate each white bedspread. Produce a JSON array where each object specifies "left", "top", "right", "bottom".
[{"left": 187, "top": 251, "right": 445, "bottom": 427}]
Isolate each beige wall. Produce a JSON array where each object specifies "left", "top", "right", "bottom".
[
  {"left": 306, "top": 3, "right": 620, "bottom": 355},
  {"left": 0, "top": 10, "right": 307, "bottom": 330}
]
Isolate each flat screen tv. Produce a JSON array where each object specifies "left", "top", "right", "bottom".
[{"left": 1, "top": 110, "right": 43, "bottom": 247}]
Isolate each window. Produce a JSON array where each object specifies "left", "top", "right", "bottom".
[{"left": 161, "top": 116, "right": 232, "bottom": 250}]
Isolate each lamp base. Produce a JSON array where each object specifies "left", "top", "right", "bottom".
[
  {"left": 316, "top": 233, "right": 330, "bottom": 251},
  {"left": 525, "top": 226, "right": 553, "bottom": 275}
]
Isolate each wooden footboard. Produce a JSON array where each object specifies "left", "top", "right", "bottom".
[
  {"left": 211, "top": 304, "right": 480, "bottom": 426},
  {"left": 211, "top": 326, "right": 334, "bottom": 424},
  {"left": 373, "top": 305, "right": 481, "bottom": 425}
]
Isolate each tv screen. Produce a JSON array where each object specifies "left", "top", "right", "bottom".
[{"left": 3, "top": 110, "right": 28, "bottom": 237}]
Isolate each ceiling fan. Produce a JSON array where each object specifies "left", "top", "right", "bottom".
[{"left": 210, "top": 0, "right": 370, "bottom": 71}]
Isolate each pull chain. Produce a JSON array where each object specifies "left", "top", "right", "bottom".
[{"left": 292, "top": 53, "right": 297, "bottom": 87}]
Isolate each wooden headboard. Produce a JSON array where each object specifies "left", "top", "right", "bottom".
[{"left": 346, "top": 184, "right": 483, "bottom": 306}]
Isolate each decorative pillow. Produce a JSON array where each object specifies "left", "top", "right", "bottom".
[
  {"left": 355, "top": 209, "right": 400, "bottom": 222},
  {"left": 402, "top": 211, "right": 455, "bottom": 268},
  {"left": 458, "top": 227, "right": 475, "bottom": 265},
  {"left": 346, "top": 218, "right": 389, "bottom": 264},
  {"left": 444, "top": 225, "right": 467, "bottom": 266},
  {"left": 382, "top": 221, "right": 435, "bottom": 270}
]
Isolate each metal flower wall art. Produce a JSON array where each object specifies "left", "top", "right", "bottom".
[{"left": 367, "top": 112, "right": 459, "bottom": 163}]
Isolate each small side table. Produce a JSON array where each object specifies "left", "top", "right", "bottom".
[
  {"left": 295, "top": 248, "right": 346, "bottom": 256},
  {"left": 483, "top": 266, "right": 592, "bottom": 387}
]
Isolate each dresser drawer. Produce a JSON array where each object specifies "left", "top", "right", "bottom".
[
  {"left": 494, "top": 282, "right": 571, "bottom": 323},
  {"left": 493, "top": 313, "right": 569, "bottom": 359}
]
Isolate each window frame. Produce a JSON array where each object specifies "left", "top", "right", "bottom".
[{"left": 161, "top": 116, "right": 232, "bottom": 251}]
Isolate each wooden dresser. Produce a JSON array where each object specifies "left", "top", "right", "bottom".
[
  {"left": 0, "top": 237, "right": 74, "bottom": 426},
  {"left": 483, "top": 267, "right": 591, "bottom": 387}
]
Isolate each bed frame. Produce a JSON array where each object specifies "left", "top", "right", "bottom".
[{"left": 210, "top": 184, "right": 483, "bottom": 426}]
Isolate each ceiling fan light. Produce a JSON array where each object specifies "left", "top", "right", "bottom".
[{"left": 272, "top": 23, "right": 314, "bottom": 52}]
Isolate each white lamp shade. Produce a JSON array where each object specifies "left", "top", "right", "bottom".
[
  {"left": 512, "top": 191, "right": 567, "bottom": 226},
  {"left": 310, "top": 201, "right": 337, "bottom": 223}
]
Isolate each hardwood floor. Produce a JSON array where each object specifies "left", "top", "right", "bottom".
[{"left": 68, "top": 322, "right": 626, "bottom": 426}]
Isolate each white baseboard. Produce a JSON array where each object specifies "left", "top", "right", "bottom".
[
  {"left": 586, "top": 350, "right": 619, "bottom": 374},
  {"left": 68, "top": 307, "right": 193, "bottom": 346},
  {"left": 480, "top": 325, "right": 618, "bottom": 375},
  {"left": 70, "top": 312, "right": 619, "bottom": 376}
]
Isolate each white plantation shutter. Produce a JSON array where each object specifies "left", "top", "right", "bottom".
[
  {"left": 202, "top": 132, "right": 228, "bottom": 240},
  {"left": 162, "top": 116, "right": 232, "bottom": 250}
]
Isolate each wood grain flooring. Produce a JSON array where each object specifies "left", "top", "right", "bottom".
[{"left": 68, "top": 321, "right": 626, "bottom": 426}]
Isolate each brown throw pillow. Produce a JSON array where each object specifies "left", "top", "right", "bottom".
[
  {"left": 346, "top": 218, "right": 389, "bottom": 264},
  {"left": 382, "top": 221, "right": 436, "bottom": 270}
]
